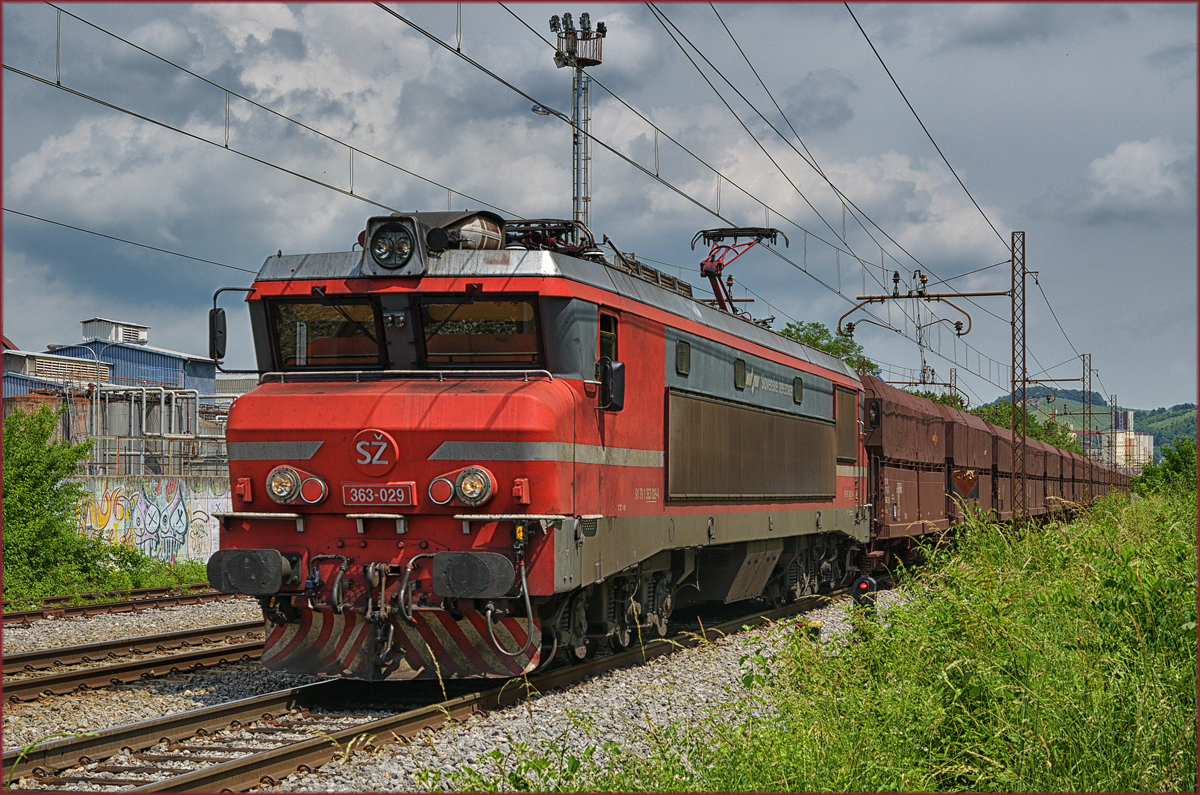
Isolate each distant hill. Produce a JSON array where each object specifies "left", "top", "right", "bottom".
[
  {"left": 983, "top": 389, "right": 1196, "bottom": 459},
  {"left": 1137, "top": 405, "right": 1197, "bottom": 455}
]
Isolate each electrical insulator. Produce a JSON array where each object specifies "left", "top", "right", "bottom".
[
  {"left": 845, "top": 322, "right": 855, "bottom": 337},
  {"left": 955, "top": 320, "right": 964, "bottom": 335},
  {"left": 549, "top": 15, "right": 561, "bottom": 33},
  {"left": 726, "top": 275, "right": 734, "bottom": 289}
]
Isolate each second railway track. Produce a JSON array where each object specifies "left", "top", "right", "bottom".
[
  {"left": 3, "top": 587, "right": 233, "bottom": 627},
  {"left": 4, "top": 588, "right": 854, "bottom": 792},
  {"left": 3, "top": 621, "right": 266, "bottom": 702}
]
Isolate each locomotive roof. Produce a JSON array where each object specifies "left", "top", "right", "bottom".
[{"left": 256, "top": 247, "right": 856, "bottom": 381}]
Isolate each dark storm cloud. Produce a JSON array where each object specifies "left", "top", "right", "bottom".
[
  {"left": 780, "top": 70, "right": 857, "bottom": 134},
  {"left": 938, "top": 4, "right": 1129, "bottom": 50},
  {"left": 1145, "top": 42, "right": 1196, "bottom": 70}
]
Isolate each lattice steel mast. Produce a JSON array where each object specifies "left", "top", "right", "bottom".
[{"left": 1010, "top": 231, "right": 1027, "bottom": 520}]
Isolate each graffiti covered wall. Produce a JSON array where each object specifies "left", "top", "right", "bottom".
[{"left": 72, "top": 476, "right": 230, "bottom": 562}]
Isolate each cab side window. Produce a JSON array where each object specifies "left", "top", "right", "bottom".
[{"left": 599, "top": 313, "right": 618, "bottom": 361}]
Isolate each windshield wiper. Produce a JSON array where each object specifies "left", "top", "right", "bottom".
[{"left": 310, "top": 286, "right": 378, "bottom": 343}]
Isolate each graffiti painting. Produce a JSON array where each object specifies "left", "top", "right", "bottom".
[{"left": 73, "top": 477, "right": 230, "bottom": 563}]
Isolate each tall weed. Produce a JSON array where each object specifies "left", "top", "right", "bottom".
[{"left": 595, "top": 493, "right": 1196, "bottom": 792}]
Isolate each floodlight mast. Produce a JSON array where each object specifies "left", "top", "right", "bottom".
[{"left": 548, "top": 10, "right": 606, "bottom": 236}]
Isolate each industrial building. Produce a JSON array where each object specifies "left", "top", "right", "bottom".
[{"left": 2, "top": 318, "right": 236, "bottom": 475}]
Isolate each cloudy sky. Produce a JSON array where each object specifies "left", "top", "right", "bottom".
[{"left": 3, "top": 3, "right": 1195, "bottom": 409}]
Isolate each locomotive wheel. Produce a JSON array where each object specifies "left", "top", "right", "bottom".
[
  {"left": 610, "top": 623, "right": 632, "bottom": 651},
  {"left": 567, "top": 639, "right": 598, "bottom": 664},
  {"left": 650, "top": 577, "right": 674, "bottom": 637},
  {"left": 764, "top": 579, "right": 785, "bottom": 608}
]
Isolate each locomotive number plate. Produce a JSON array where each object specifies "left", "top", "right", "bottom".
[{"left": 342, "top": 482, "right": 416, "bottom": 506}]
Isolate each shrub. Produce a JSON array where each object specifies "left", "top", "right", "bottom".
[
  {"left": 1134, "top": 436, "right": 1197, "bottom": 497},
  {"left": 3, "top": 406, "right": 207, "bottom": 602}
]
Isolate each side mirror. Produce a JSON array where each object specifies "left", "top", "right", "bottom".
[
  {"left": 598, "top": 357, "right": 625, "bottom": 412},
  {"left": 209, "top": 307, "right": 227, "bottom": 361},
  {"left": 867, "top": 400, "right": 881, "bottom": 428}
]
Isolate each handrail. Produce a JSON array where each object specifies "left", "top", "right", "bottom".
[{"left": 258, "top": 369, "right": 554, "bottom": 384}]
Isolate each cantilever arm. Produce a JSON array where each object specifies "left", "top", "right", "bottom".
[
  {"left": 836, "top": 297, "right": 886, "bottom": 337},
  {"left": 921, "top": 295, "right": 973, "bottom": 336}
]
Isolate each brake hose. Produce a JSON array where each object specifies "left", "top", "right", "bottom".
[
  {"left": 486, "top": 556, "right": 538, "bottom": 658},
  {"left": 396, "top": 553, "right": 435, "bottom": 622}
]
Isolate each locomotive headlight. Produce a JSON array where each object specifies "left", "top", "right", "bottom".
[
  {"left": 266, "top": 466, "right": 302, "bottom": 504},
  {"left": 369, "top": 223, "right": 415, "bottom": 270},
  {"left": 455, "top": 467, "right": 494, "bottom": 506}
]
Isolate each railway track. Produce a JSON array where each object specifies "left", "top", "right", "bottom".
[
  {"left": 3, "top": 621, "right": 265, "bottom": 702},
  {"left": 4, "top": 589, "right": 849, "bottom": 792},
  {"left": 3, "top": 586, "right": 232, "bottom": 627}
]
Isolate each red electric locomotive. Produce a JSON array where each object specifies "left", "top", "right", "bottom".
[
  {"left": 207, "top": 210, "right": 1123, "bottom": 681},
  {"left": 207, "top": 212, "right": 871, "bottom": 680}
]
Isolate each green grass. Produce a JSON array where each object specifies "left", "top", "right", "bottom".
[
  {"left": 2, "top": 553, "right": 209, "bottom": 611},
  {"left": 429, "top": 492, "right": 1196, "bottom": 792}
]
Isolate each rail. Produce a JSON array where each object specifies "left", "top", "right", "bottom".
[
  {"left": 3, "top": 587, "right": 233, "bottom": 626},
  {"left": 5, "top": 586, "right": 869, "bottom": 790},
  {"left": 4, "top": 633, "right": 264, "bottom": 702},
  {"left": 3, "top": 620, "right": 263, "bottom": 676}
]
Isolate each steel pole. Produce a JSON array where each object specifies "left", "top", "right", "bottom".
[{"left": 572, "top": 65, "right": 585, "bottom": 230}]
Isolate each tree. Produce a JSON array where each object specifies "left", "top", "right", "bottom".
[
  {"left": 779, "top": 321, "right": 877, "bottom": 372},
  {"left": 2, "top": 406, "right": 94, "bottom": 596},
  {"left": 1133, "top": 436, "right": 1197, "bottom": 496},
  {"left": 907, "top": 389, "right": 967, "bottom": 409},
  {"left": 969, "top": 400, "right": 1084, "bottom": 455}
]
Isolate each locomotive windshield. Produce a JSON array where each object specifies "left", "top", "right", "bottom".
[
  {"left": 269, "top": 298, "right": 386, "bottom": 370},
  {"left": 416, "top": 296, "right": 541, "bottom": 367}
]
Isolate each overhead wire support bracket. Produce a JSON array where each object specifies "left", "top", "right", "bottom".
[{"left": 836, "top": 272, "right": 1007, "bottom": 338}]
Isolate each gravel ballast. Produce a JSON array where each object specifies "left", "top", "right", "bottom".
[
  {"left": 274, "top": 589, "right": 905, "bottom": 792},
  {"left": 2, "top": 598, "right": 264, "bottom": 654},
  {"left": 2, "top": 588, "right": 903, "bottom": 793},
  {"left": 3, "top": 662, "right": 320, "bottom": 750},
  {"left": 2, "top": 598, "right": 319, "bottom": 751}
]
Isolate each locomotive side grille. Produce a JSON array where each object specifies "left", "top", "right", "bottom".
[
  {"left": 667, "top": 389, "right": 836, "bottom": 501},
  {"left": 836, "top": 387, "right": 858, "bottom": 462}
]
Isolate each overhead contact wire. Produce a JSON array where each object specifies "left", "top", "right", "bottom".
[
  {"left": 844, "top": 2, "right": 1006, "bottom": 248},
  {"left": 3, "top": 208, "right": 257, "bottom": 274},
  {"left": 45, "top": 3, "right": 520, "bottom": 219}
]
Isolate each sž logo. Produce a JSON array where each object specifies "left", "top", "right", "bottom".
[{"left": 351, "top": 429, "right": 398, "bottom": 477}]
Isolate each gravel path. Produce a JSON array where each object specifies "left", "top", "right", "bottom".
[
  {"left": 273, "top": 588, "right": 905, "bottom": 792},
  {"left": 2, "top": 598, "right": 264, "bottom": 654}
]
